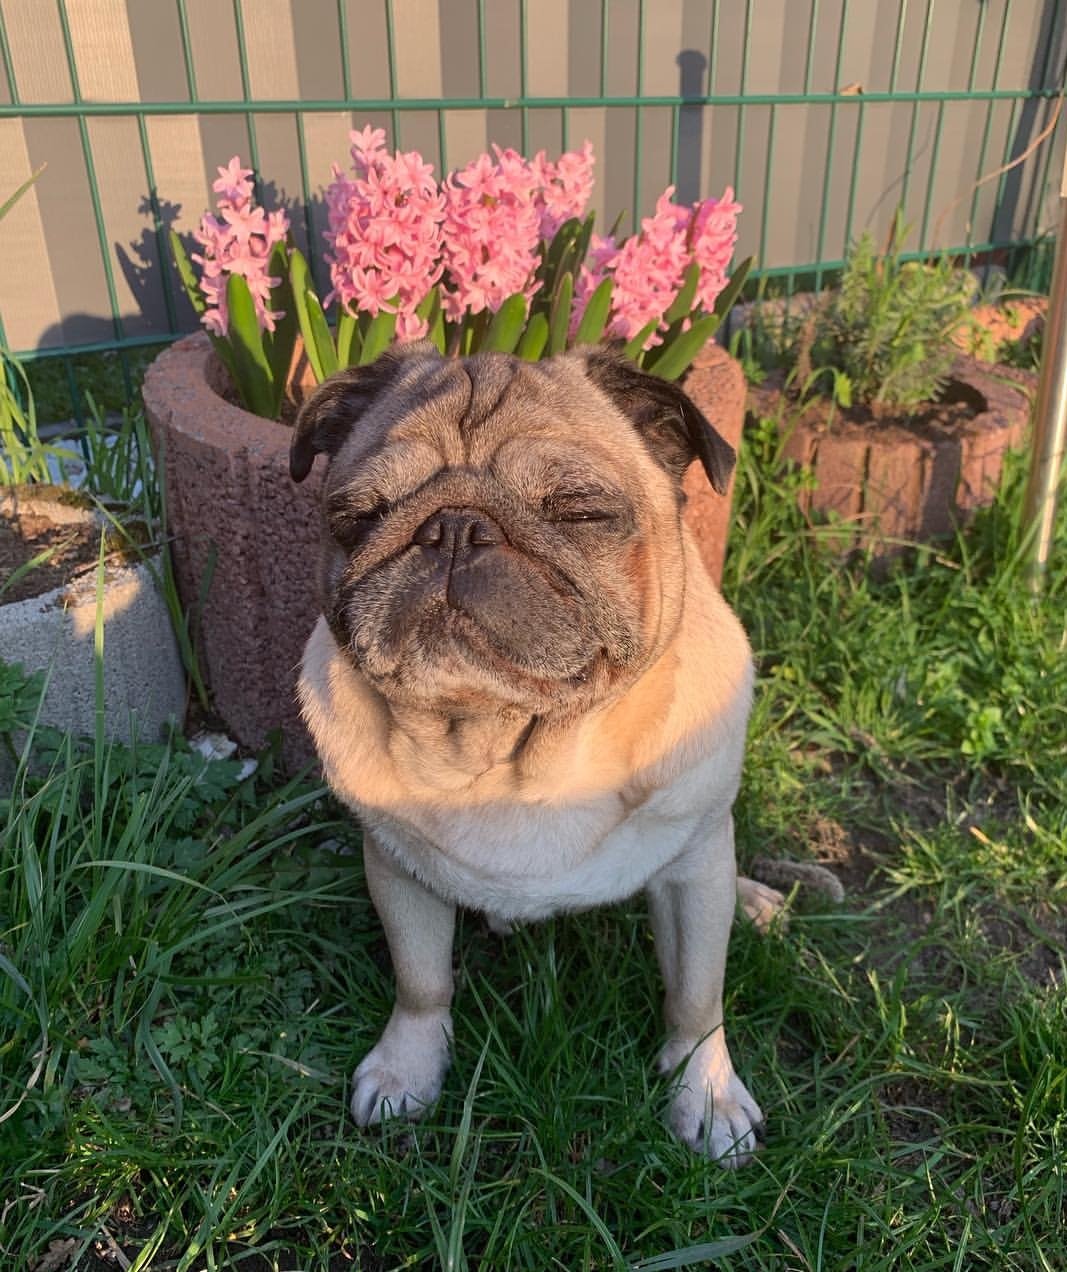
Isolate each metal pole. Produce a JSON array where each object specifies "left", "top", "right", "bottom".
[{"left": 1022, "top": 139, "right": 1067, "bottom": 592}]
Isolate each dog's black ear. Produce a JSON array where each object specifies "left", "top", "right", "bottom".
[
  {"left": 580, "top": 347, "right": 736, "bottom": 494},
  {"left": 289, "top": 341, "right": 439, "bottom": 482}
]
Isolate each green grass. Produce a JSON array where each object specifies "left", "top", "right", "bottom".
[
  {"left": 2, "top": 415, "right": 1066, "bottom": 1270},
  {"left": 22, "top": 343, "right": 171, "bottom": 426}
]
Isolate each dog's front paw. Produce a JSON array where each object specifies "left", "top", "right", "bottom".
[
  {"left": 350, "top": 1008, "right": 452, "bottom": 1127},
  {"left": 658, "top": 1035, "right": 764, "bottom": 1167}
]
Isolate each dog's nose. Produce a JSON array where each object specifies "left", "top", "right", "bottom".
[{"left": 413, "top": 508, "right": 504, "bottom": 557}]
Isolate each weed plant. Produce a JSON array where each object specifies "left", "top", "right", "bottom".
[
  {"left": 1, "top": 418, "right": 1065, "bottom": 1270},
  {"left": 740, "top": 215, "right": 977, "bottom": 412}
]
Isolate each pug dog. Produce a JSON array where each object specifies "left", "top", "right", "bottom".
[{"left": 290, "top": 342, "right": 769, "bottom": 1165}]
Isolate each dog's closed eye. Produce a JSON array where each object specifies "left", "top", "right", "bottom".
[{"left": 542, "top": 488, "right": 628, "bottom": 527}]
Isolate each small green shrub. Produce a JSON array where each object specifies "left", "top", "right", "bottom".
[{"left": 750, "top": 213, "right": 976, "bottom": 411}]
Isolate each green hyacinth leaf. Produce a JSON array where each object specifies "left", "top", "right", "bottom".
[
  {"left": 0, "top": 163, "right": 46, "bottom": 222},
  {"left": 643, "top": 312, "right": 720, "bottom": 382},
  {"left": 415, "top": 288, "right": 438, "bottom": 320},
  {"left": 170, "top": 227, "right": 238, "bottom": 379},
  {"left": 543, "top": 217, "right": 582, "bottom": 276},
  {"left": 622, "top": 320, "right": 659, "bottom": 364},
  {"left": 264, "top": 241, "right": 298, "bottom": 414},
  {"left": 548, "top": 272, "right": 574, "bottom": 356},
  {"left": 305, "top": 291, "right": 339, "bottom": 380},
  {"left": 573, "top": 210, "right": 597, "bottom": 269},
  {"left": 516, "top": 312, "right": 549, "bottom": 361},
  {"left": 359, "top": 308, "right": 397, "bottom": 365},
  {"left": 572, "top": 277, "right": 613, "bottom": 347},
  {"left": 225, "top": 273, "right": 275, "bottom": 416},
  {"left": 711, "top": 255, "right": 754, "bottom": 321},
  {"left": 336, "top": 310, "right": 361, "bottom": 367},
  {"left": 665, "top": 261, "right": 702, "bottom": 325},
  {"left": 419, "top": 288, "right": 446, "bottom": 353},
  {"left": 482, "top": 293, "right": 528, "bottom": 354},
  {"left": 289, "top": 249, "right": 337, "bottom": 382}
]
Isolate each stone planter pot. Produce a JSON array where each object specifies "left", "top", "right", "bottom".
[
  {"left": 143, "top": 333, "right": 745, "bottom": 768},
  {"left": 0, "top": 490, "right": 185, "bottom": 749},
  {"left": 748, "top": 354, "right": 1034, "bottom": 551}
]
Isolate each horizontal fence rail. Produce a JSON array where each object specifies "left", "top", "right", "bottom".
[{"left": 0, "top": 0, "right": 1065, "bottom": 397}]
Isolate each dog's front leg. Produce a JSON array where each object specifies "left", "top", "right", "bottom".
[
  {"left": 351, "top": 831, "right": 456, "bottom": 1126},
  {"left": 646, "top": 818, "right": 764, "bottom": 1166}
]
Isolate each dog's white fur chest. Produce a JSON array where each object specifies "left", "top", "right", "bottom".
[{"left": 365, "top": 753, "right": 733, "bottom": 921}]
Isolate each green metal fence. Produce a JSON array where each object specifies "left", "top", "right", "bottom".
[{"left": 0, "top": 0, "right": 1064, "bottom": 412}]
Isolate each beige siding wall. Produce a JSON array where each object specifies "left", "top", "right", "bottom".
[{"left": 0, "top": 0, "right": 1064, "bottom": 352}]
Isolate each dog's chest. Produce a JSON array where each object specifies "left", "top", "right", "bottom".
[{"left": 360, "top": 761, "right": 718, "bottom": 921}]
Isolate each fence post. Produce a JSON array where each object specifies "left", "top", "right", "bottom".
[{"left": 1022, "top": 140, "right": 1067, "bottom": 591}]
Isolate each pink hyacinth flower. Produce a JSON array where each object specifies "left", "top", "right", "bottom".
[
  {"left": 689, "top": 187, "right": 742, "bottom": 313},
  {"left": 191, "top": 156, "right": 289, "bottom": 337},
  {"left": 532, "top": 140, "right": 596, "bottom": 241},
  {"left": 323, "top": 128, "right": 445, "bottom": 341},
  {"left": 438, "top": 145, "right": 543, "bottom": 321},
  {"left": 571, "top": 185, "right": 741, "bottom": 352}
]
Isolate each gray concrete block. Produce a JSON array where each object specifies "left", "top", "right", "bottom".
[{"left": 0, "top": 551, "right": 186, "bottom": 747}]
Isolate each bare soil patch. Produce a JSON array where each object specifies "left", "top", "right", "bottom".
[{"left": 1, "top": 493, "right": 102, "bottom": 604}]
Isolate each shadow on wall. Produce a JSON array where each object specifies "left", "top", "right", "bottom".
[
  {"left": 991, "top": 0, "right": 1067, "bottom": 246},
  {"left": 33, "top": 180, "right": 330, "bottom": 362}
]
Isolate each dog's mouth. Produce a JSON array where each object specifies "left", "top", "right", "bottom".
[{"left": 331, "top": 537, "right": 628, "bottom": 709}]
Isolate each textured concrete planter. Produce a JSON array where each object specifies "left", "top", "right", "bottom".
[
  {"left": 0, "top": 493, "right": 185, "bottom": 747},
  {"left": 143, "top": 333, "right": 745, "bottom": 767},
  {"left": 748, "top": 355, "right": 1034, "bottom": 550}
]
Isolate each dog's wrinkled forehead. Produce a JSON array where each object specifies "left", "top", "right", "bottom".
[
  {"left": 337, "top": 354, "right": 647, "bottom": 483},
  {"left": 346, "top": 352, "right": 556, "bottom": 466},
  {"left": 289, "top": 344, "right": 736, "bottom": 495}
]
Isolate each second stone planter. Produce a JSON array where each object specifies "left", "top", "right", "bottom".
[{"left": 748, "top": 354, "right": 1034, "bottom": 550}]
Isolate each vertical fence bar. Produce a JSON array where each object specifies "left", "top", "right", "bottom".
[
  {"left": 757, "top": 103, "right": 775, "bottom": 269},
  {"left": 918, "top": 100, "right": 947, "bottom": 248},
  {"left": 136, "top": 114, "right": 180, "bottom": 337},
  {"left": 336, "top": 0, "right": 352, "bottom": 101},
  {"left": 802, "top": 0, "right": 817, "bottom": 94},
  {"left": 476, "top": 0, "right": 488, "bottom": 101},
  {"left": 175, "top": 0, "right": 199, "bottom": 100},
  {"left": 843, "top": 97, "right": 866, "bottom": 248},
  {"left": 888, "top": 0, "right": 908, "bottom": 94},
  {"left": 669, "top": 100, "right": 679, "bottom": 187},
  {"left": 517, "top": 0, "right": 529, "bottom": 154},
  {"left": 436, "top": 103, "right": 448, "bottom": 172},
  {"left": 0, "top": 9, "right": 18, "bottom": 348},
  {"left": 966, "top": 0, "right": 1012, "bottom": 261},
  {"left": 993, "top": 96, "right": 1020, "bottom": 226},
  {"left": 54, "top": 0, "right": 130, "bottom": 408},
  {"left": 1033, "top": 51, "right": 1067, "bottom": 242},
  {"left": 230, "top": 0, "right": 262, "bottom": 179},
  {"left": 812, "top": 0, "right": 849, "bottom": 288},
  {"left": 383, "top": 0, "right": 400, "bottom": 142},
  {"left": 900, "top": 0, "right": 935, "bottom": 211},
  {"left": 0, "top": 6, "right": 20, "bottom": 107},
  {"left": 707, "top": 0, "right": 720, "bottom": 95},
  {"left": 731, "top": 0, "right": 753, "bottom": 202},
  {"left": 600, "top": 0, "right": 610, "bottom": 98},
  {"left": 294, "top": 111, "right": 323, "bottom": 290},
  {"left": 632, "top": 0, "right": 646, "bottom": 233}
]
